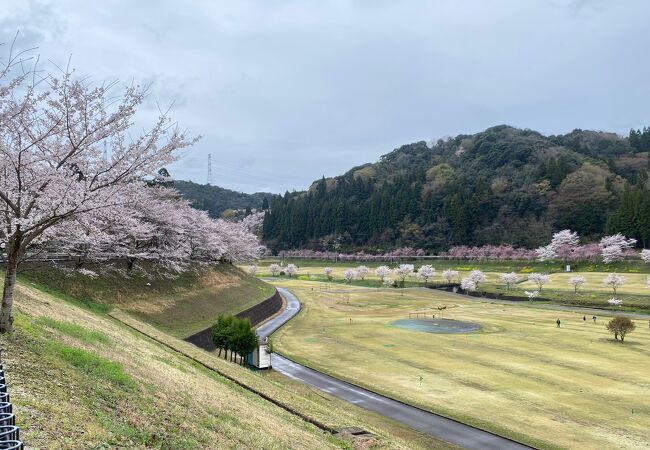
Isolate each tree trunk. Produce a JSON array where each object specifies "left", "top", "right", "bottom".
[{"left": 0, "top": 244, "right": 20, "bottom": 334}]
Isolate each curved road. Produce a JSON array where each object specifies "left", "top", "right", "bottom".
[
  {"left": 259, "top": 288, "right": 530, "bottom": 450},
  {"left": 256, "top": 288, "right": 302, "bottom": 339}
]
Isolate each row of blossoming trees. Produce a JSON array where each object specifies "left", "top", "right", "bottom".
[
  {"left": 0, "top": 51, "right": 261, "bottom": 333},
  {"left": 278, "top": 232, "right": 650, "bottom": 263},
  {"left": 256, "top": 250, "right": 649, "bottom": 301}
]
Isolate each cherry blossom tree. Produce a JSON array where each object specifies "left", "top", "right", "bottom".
[
  {"left": 393, "top": 264, "right": 414, "bottom": 287},
  {"left": 240, "top": 211, "right": 264, "bottom": 236},
  {"left": 447, "top": 245, "right": 536, "bottom": 260},
  {"left": 343, "top": 268, "right": 356, "bottom": 283},
  {"left": 460, "top": 278, "right": 476, "bottom": 292},
  {"left": 285, "top": 263, "right": 298, "bottom": 277},
  {"left": 569, "top": 276, "right": 586, "bottom": 293},
  {"left": 383, "top": 277, "right": 394, "bottom": 287},
  {"left": 375, "top": 265, "right": 391, "bottom": 282},
  {"left": 442, "top": 269, "right": 459, "bottom": 284},
  {"left": 551, "top": 230, "right": 580, "bottom": 259},
  {"left": 603, "top": 273, "right": 625, "bottom": 294},
  {"left": 641, "top": 249, "right": 650, "bottom": 263},
  {"left": 499, "top": 272, "right": 519, "bottom": 290},
  {"left": 468, "top": 270, "right": 486, "bottom": 289},
  {"left": 535, "top": 245, "right": 556, "bottom": 262},
  {"left": 213, "top": 218, "right": 264, "bottom": 263},
  {"left": 248, "top": 264, "right": 257, "bottom": 276},
  {"left": 536, "top": 229, "right": 579, "bottom": 261},
  {"left": 417, "top": 265, "right": 435, "bottom": 284},
  {"left": 0, "top": 52, "right": 198, "bottom": 332},
  {"left": 355, "top": 265, "right": 369, "bottom": 280},
  {"left": 608, "top": 298, "right": 623, "bottom": 306},
  {"left": 268, "top": 264, "right": 281, "bottom": 276},
  {"left": 524, "top": 290, "right": 539, "bottom": 300},
  {"left": 324, "top": 267, "right": 333, "bottom": 281},
  {"left": 528, "top": 273, "right": 550, "bottom": 291},
  {"left": 600, "top": 234, "right": 637, "bottom": 263}
]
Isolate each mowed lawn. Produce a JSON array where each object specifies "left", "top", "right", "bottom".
[
  {"left": 518, "top": 271, "right": 650, "bottom": 295},
  {"left": 270, "top": 279, "right": 650, "bottom": 450},
  {"left": 250, "top": 262, "right": 650, "bottom": 310}
]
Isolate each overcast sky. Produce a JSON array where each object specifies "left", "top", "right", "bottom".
[{"left": 1, "top": 0, "right": 649, "bottom": 193}]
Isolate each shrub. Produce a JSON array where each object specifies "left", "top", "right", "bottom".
[{"left": 606, "top": 316, "right": 635, "bottom": 342}]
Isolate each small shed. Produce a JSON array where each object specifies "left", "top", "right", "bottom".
[{"left": 246, "top": 338, "right": 271, "bottom": 369}]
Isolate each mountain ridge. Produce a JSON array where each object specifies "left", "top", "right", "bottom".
[
  {"left": 262, "top": 125, "right": 650, "bottom": 252},
  {"left": 175, "top": 180, "right": 273, "bottom": 218}
]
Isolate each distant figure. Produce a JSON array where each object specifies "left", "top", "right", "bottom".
[
  {"left": 583, "top": 315, "right": 586, "bottom": 323},
  {"left": 592, "top": 316, "right": 597, "bottom": 323},
  {"left": 418, "top": 375, "right": 423, "bottom": 386},
  {"left": 556, "top": 318, "right": 561, "bottom": 328},
  {"left": 350, "top": 318, "right": 352, "bottom": 325}
]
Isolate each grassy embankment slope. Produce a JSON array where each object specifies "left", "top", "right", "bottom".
[
  {"left": 1, "top": 268, "right": 454, "bottom": 449},
  {"left": 269, "top": 278, "right": 650, "bottom": 450},
  {"left": 21, "top": 263, "right": 275, "bottom": 338},
  {"left": 250, "top": 259, "right": 650, "bottom": 312}
]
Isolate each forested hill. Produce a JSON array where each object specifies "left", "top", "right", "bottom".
[
  {"left": 262, "top": 125, "right": 650, "bottom": 253},
  {"left": 175, "top": 180, "right": 273, "bottom": 218}
]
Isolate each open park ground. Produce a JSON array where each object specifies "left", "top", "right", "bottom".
[
  {"left": 269, "top": 278, "right": 650, "bottom": 450},
  {"left": 248, "top": 260, "right": 650, "bottom": 312}
]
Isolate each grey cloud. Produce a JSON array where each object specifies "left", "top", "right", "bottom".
[{"left": 0, "top": 0, "right": 649, "bottom": 193}]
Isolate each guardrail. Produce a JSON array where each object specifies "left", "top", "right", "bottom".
[{"left": 0, "top": 350, "right": 23, "bottom": 449}]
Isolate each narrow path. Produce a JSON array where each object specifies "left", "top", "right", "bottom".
[{"left": 264, "top": 288, "right": 531, "bottom": 450}]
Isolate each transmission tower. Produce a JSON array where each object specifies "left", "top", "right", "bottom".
[{"left": 207, "top": 153, "right": 213, "bottom": 185}]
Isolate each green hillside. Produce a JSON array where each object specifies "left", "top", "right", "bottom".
[
  {"left": 175, "top": 180, "right": 273, "bottom": 218},
  {"left": 263, "top": 125, "right": 650, "bottom": 252},
  {"left": 21, "top": 264, "right": 274, "bottom": 338},
  {"left": 1, "top": 276, "right": 452, "bottom": 449}
]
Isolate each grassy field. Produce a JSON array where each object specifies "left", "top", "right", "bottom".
[
  {"left": 259, "top": 257, "right": 650, "bottom": 274},
  {"left": 1, "top": 273, "right": 454, "bottom": 449},
  {"left": 247, "top": 261, "right": 650, "bottom": 311},
  {"left": 269, "top": 279, "right": 650, "bottom": 450},
  {"left": 21, "top": 263, "right": 275, "bottom": 338}
]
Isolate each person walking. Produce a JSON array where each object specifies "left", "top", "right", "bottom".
[
  {"left": 556, "top": 318, "right": 561, "bottom": 328},
  {"left": 583, "top": 315, "right": 586, "bottom": 324},
  {"left": 592, "top": 316, "right": 597, "bottom": 323}
]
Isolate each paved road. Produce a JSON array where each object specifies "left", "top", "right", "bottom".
[
  {"left": 262, "top": 288, "right": 531, "bottom": 450},
  {"left": 255, "top": 287, "right": 301, "bottom": 339}
]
